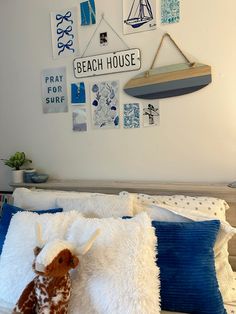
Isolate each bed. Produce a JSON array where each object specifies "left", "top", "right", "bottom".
[{"left": 0, "top": 180, "right": 235, "bottom": 314}]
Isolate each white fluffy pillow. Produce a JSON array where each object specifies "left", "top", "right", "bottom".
[
  {"left": 13, "top": 188, "right": 98, "bottom": 210},
  {"left": 0, "top": 210, "right": 81, "bottom": 307},
  {"left": 144, "top": 202, "right": 236, "bottom": 303},
  {"left": 67, "top": 213, "right": 160, "bottom": 314},
  {"left": 56, "top": 194, "right": 133, "bottom": 218}
]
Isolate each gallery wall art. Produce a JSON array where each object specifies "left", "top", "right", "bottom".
[
  {"left": 90, "top": 81, "right": 119, "bottom": 129},
  {"left": 123, "top": 0, "right": 156, "bottom": 35},
  {"left": 71, "top": 82, "right": 86, "bottom": 104},
  {"left": 123, "top": 103, "right": 140, "bottom": 128},
  {"left": 41, "top": 67, "right": 68, "bottom": 114},
  {"left": 143, "top": 103, "right": 160, "bottom": 126},
  {"left": 80, "top": 0, "right": 96, "bottom": 26},
  {"left": 51, "top": 8, "right": 78, "bottom": 58},
  {"left": 72, "top": 108, "right": 88, "bottom": 132},
  {"left": 161, "top": 0, "right": 180, "bottom": 24}
]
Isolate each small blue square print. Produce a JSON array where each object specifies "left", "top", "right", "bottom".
[
  {"left": 123, "top": 103, "right": 140, "bottom": 129},
  {"left": 80, "top": 0, "right": 96, "bottom": 26},
  {"left": 161, "top": 0, "right": 180, "bottom": 24},
  {"left": 71, "top": 82, "right": 86, "bottom": 104}
]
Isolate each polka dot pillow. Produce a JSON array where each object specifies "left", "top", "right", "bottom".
[{"left": 130, "top": 193, "right": 229, "bottom": 221}]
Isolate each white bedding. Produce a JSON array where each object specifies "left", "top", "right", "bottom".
[{"left": 1, "top": 273, "right": 235, "bottom": 314}]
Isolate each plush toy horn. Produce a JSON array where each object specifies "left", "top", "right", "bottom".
[
  {"left": 35, "top": 222, "right": 46, "bottom": 249},
  {"left": 76, "top": 229, "right": 100, "bottom": 255}
]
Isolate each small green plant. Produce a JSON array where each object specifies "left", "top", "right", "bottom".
[{"left": 1, "top": 152, "right": 32, "bottom": 170}]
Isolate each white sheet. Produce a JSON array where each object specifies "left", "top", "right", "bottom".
[{"left": 1, "top": 274, "right": 235, "bottom": 314}]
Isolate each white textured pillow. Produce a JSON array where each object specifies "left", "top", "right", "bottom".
[
  {"left": 13, "top": 188, "right": 99, "bottom": 210},
  {"left": 0, "top": 210, "right": 81, "bottom": 307},
  {"left": 67, "top": 213, "right": 160, "bottom": 314},
  {"left": 128, "top": 192, "right": 229, "bottom": 220},
  {"left": 56, "top": 194, "right": 133, "bottom": 218},
  {"left": 144, "top": 202, "right": 236, "bottom": 303}
]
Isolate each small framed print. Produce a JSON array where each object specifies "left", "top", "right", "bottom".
[{"left": 100, "top": 32, "right": 108, "bottom": 46}]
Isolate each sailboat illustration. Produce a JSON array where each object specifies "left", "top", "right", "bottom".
[{"left": 124, "top": 0, "right": 153, "bottom": 29}]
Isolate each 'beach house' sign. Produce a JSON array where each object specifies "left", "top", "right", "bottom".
[{"left": 73, "top": 48, "right": 141, "bottom": 78}]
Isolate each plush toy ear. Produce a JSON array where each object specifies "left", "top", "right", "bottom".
[
  {"left": 35, "top": 222, "right": 45, "bottom": 248},
  {"left": 76, "top": 229, "right": 101, "bottom": 256},
  {"left": 34, "top": 246, "right": 42, "bottom": 257},
  {"left": 70, "top": 255, "right": 79, "bottom": 269}
]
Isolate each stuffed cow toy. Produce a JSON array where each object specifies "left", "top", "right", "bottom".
[{"left": 13, "top": 224, "right": 100, "bottom": 314}]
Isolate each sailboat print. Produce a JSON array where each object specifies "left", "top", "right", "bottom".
[{"left": 124, "top": 0, "right": 153, "bottom": 28}]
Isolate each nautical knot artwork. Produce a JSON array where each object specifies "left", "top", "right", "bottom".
[
  {"left": 123, "top": 103, "right": 140, "bottom": 128},
  {"left": 123, "top": 0, "right": 156, "bottom": 34},
  {"left": 51, "top": 8, "right": 78, "bottom": 58},
  {"left": 161, "top": 0, "right": 180, "bottom": 24},
  {"left": 80, "top": 0, "right": 96, "bottom": 26},
  {"left": 90, "top": 81, "right": 119, "bottom": 129}
]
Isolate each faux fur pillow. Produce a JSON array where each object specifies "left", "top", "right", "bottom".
[
  {"left": 0, "top": 211, "right": 81, "bottom": 307},
  {"left": 67, "top": 213, "right": 160, "bottom": 314},
  {"left": 56, "top": 193, "right": 133, "bottom": 218}
]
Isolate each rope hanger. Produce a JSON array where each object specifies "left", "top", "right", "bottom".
[
  {"left": 149, "top": 33, "right": 196, "bottom": 73},
  {"left": 81, "top": 14, "right": 130, "bottom": 57}
]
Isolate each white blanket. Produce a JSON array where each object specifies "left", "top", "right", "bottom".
[{"left": 1, "top": 274, "right": 236, "bottom": 314}]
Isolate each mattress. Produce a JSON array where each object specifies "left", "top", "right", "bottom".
[{"left": 0, "top": 275, "right": 235, "bottom": 314}]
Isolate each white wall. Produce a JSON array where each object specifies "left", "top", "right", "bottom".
[{"left": 0, "top": 0, "right": 236, "bottom": 190}]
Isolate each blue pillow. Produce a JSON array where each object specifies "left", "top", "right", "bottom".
[
  {"left": 152, "top": 220, "right": 226, "bottom": 314},
  {"left": 0, "top": 203, "right": 63, "bottom": 255},
  {"left": 123, "top": 217, "right": 226, "bottom": 314}
]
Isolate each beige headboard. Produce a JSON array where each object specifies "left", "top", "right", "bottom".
[{"left": 11, "top": 180, "right": 236, "bottom": 270}]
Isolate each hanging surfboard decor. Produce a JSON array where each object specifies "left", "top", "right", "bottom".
[{"left": 124, "top": 33, "right": 212, "bottom": 99}]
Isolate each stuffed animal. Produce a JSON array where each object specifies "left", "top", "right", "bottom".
[{"left": 13, "top": 224, "right": 100, "bottom": 314}]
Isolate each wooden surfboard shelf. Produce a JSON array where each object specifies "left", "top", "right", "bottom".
[{"left": 124, "top": 62, "right": 212, "bottom": 99}]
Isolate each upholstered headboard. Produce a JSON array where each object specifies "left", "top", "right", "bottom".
[{"left": 11, "top": 180, "right": 236, "bottom": 270}]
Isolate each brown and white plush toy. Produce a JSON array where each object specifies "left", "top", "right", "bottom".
[{"left": 13, "top": 224, "right": 100, "bottom": 314}]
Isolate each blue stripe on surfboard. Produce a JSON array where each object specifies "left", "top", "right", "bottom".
[{"left": 124, "top": 75, "right": 212, "bottom": 99}]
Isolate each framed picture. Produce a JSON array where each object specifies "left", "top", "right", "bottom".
[{"left": 123, "top": 0, "right": 156, "bottom": 35}]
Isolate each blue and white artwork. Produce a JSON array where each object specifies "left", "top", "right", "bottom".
[
  {"left": 71, "top": 82, "right": 86, "bottom": 104},
  {"left": 51, "top": 8, "right": 78, "bottom": 59},
  {"left": 41, "top": 67, "right": 68, "bottom": 114},
  {"left": 123, "top": 103, "right": 140, "bottom": 129},
  {"left": 143, "top": 103, "right": 160, "bottom": 127},
  {"left": 73, "top": 109, "right": 87, "bottom": 132},
  {"left": 161, "top": 0, "right": 180, "bottom": 24},
  {"left": 80, "top": 0, "right": 96, "bottom": 26},
  {"left": 123, "top": 0, "right": 156, "bottom": 35},
  {"left": 90, "top": 81, "right": 119, "bottom": 129}
]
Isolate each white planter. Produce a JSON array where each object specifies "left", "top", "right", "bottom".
[{"left": 12, "top": 170, "right": 24, "bottom": 184}]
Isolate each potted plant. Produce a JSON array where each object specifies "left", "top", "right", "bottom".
[{"left": 1, "top": 152, "right": 32, "bottom": 183}]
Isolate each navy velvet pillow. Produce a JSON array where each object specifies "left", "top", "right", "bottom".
[
  {"left": 0, "top": 203, "right": 63, "bottom": 254},
  {"left": 152, "top": 220, "right": 226, "bottom": 314}
]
